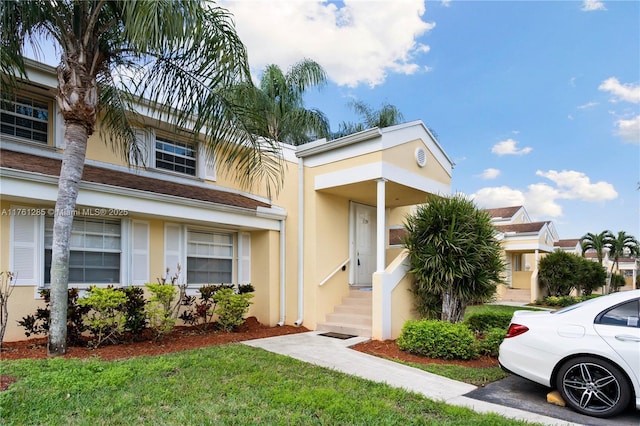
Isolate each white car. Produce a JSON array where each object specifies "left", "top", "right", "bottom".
[{"left": 499, "top": 289, "right": 640, "bottom": 418}]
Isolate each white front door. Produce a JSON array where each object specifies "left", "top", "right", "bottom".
[{"left": 353, "top": 203, "right": 376, "bottom": 286}]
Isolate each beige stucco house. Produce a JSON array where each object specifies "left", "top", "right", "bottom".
[
  {"left": 487, "top": 206, "right": 560, "bottom": 303},
  {"left": 0, "top": 59, "right": 455, "bottom": 343}
]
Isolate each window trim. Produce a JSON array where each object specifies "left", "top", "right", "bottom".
[
  {"left": 1, "top": 91, "right": 53, "bottom": 146},
  {"left": 44, "top": 216, "right": 123, "bottom": 286},
  {"left": 133, "top": 128, "right": 216, "bottom": 181}
]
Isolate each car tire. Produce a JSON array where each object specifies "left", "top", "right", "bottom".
[{"left": 556, "top": 356, "right": 631, "bottom": 418}]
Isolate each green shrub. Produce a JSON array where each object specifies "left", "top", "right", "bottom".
[
  {"left": 145, "top": 283, "right": 180, "bottom": 340},
  {"left": 464, "top": 311, "right": 513, "bottom": 334},
  {"left": 119, "top": 286, "right": 147, "bottom": 340},
  {"left": 475, "top": 327, "right": 506, "bottom": 357},
  {"left": 213, "top": 288, "right": 254, "bottom": 332},
  {"left": 397, "top": 319, "right": 478, "bottom": 360},
  {"left": 543, "top": 295, "right": 582, "bottom": 307},
  {"left": 78, "top": 287, "right": 127, "bottom": 348},
  {"left": 179, "top": 284, "right": 233, "bottom": 331},
  {"left": 18, "top": 288, "right": 89, "bottom": 345}
]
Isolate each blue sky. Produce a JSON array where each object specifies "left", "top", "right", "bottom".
[
  {"left": 23, "top": 1, "right": 638, "bottom": 240},
  {"left": 222, "top": 0, "right": 639, "bottom": 240}
]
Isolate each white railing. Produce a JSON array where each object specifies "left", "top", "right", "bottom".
[{"left": 319, "top": 258, "right": 350, "bottom": 286}]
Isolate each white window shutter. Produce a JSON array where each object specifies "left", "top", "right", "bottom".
[
  {"left": 130, "top": 128, "right": 149, "bottom": 167},
  {"left": 54, "top": 107, "right": 66, "bottom": 149},
  {"left": 164, "top": 224, "right": 184, "bottom": 284},
  {"left": 238, "top": 232, "right": 251, "bottom": 285},
  {"left": 11, "top": 213, "right": 41, "bottom": 285},
  {"left": 197, "top": 143, "right": 216, "bottom": 180},
  {"left": 131, "top": 221, "right": 149, "bottom": 285}
]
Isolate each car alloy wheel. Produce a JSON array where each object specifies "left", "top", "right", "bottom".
[{"left": 557, "top": 356, "right": 631, "bottom": 418}]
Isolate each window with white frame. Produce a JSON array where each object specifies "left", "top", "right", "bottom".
[
  {"left": 155, "top": 136, "right": 197, "bottom": 176},
  {"left": 44, "top": 217, "right": 121, "bottom": 284},
  {"left": 186, "top": 229, "right": 233, "bottom": 284},
  {"left": 0, "top": 93, "right": 49, "bottom": 143}
]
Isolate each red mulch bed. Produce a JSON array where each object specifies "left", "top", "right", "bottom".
[
  {"left": 351, "top": 339, "right": 499, "bottom": 368},
  {"left": 1, "top": 317, "right": 498, "bottom": 391}
]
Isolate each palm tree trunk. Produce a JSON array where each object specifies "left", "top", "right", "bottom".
[
  {"left": 441, "top": 291, "right": 465, "bottom": 323},
  {"left": 48, "top": 122, "right": 88, "bottom": 356}
]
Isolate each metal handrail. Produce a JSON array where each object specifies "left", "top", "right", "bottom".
[{"left": 319, "top": 258, "right": 350, "bottom": 286}]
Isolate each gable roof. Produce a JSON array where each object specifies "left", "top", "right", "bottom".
[
  {"left": 485, "top": 206, "right": 524, "bottom": 220},
  {"left": 1, "top": 149, "right": 270, "bottom": 210},
  {"left": 494, "top": 221, "right": 549, "bottom": 234},
  {"left": 555, "top": 239, "right": 581, "bottom": 248}
]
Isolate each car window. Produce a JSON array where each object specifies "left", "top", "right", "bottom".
[{"left": 596, "top": 300, "right": 640, "bottom": 328}]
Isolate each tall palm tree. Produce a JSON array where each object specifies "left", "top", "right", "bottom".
[
  {"left": 580, "top": 231, "right": 614, "bottom": 264},
  {"left": 608, "top": 231, "right": 639, "bottom": 275},
  {"left": 333, "top": 100, "right": 404, "bottom": 138},
  {"left": 1, "top": 0, "right": 283, "bottom": 356},
  {"left": 227, "top": 59, "right": 330, "bottom": 145}
]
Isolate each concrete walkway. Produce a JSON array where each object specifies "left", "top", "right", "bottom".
[{"left": 244, "top": 331, "right": 580, "bottom": 426}]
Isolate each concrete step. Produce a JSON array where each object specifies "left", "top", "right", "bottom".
[
  {"left": 316, "top": 322, "right": 372, "bottom": 338},
  {"left": 318, "top": 288, "right": 373, "bottom": 337},
  {"left": 334, "top": 304, "right": 371, "bottom": 315},
  {"left": 348, "top": 289, "right": 373, "bottom": 298},
  {"left": 325, "top": 312, "right": 372, "bottom": 326},
  {"left": 501, "top": 288, "right": 531, "bottom": 303},
  {"left": 341, "top": 296, "right": 372, "bottom": 306}
]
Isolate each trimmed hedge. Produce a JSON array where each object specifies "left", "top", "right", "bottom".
[
  {"left": 475, "top": 327, "right": 506, "bottom": 357},
  {"left": 397, "top": 319, "right": 478, "bottom": 360}
]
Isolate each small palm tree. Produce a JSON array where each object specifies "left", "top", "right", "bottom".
[
  {"left": 333, "top": 100, "right": 404, "bottom": 138},
  {"left": 580, "top": 231, "right": 614, "bottom": 264},
  {"left": 608, "top": 231, "right": 639, "bottom": 275},
  {"left": 1, "top": 0, "right": 283, "bottom": 356},
  {"left": 404, "top": 194, "right": 505, "bottom": 323},
  {"left": 227, "top": 59, "right": 330, "bottom": 145}
]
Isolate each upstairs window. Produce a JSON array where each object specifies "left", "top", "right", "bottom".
[
  {"left": 44, "top": 217, "right": 121, "bottom": 284},
  {"left": 0, "top": 93, "right": 49, "bottom": 144},
  {"left": 155, "top": 136, "right": 196, "bottom": 176}
]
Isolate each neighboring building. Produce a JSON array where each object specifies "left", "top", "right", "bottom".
[
  {"left": 0, "top": 59, "right": 454, "bottom": 342},
  {"left": 485, "top": 206, "right": 559, "bottom": 303},
  {"left": 583, "top": 250, "right": 639, "bottom": 292},
  {"left": 554, "top": 239, "right": 581, "bottom": 255}
]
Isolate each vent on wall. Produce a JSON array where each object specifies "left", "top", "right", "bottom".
[{"left": 415, "top": 147, "right": 427, "bottom": 167}]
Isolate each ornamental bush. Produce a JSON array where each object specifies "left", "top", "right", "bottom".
[
  {"left": 464, "top": 311, "right": 513, "bottom": 334},
  {"left": 397, "top": 319, "right": 478, "bottom": 360},
  {"left": 78, "top": 287, "right": 127, "bottom": 348},
  {"left": 474, "top": 327, "right": 506, "bottom": 357},
  {"left": 213, "top": 288, "right": 254, "bottom": 332}
]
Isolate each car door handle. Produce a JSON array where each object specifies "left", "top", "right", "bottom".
[{"left": 615, "top": 335, "right": 640, "bottom": 342}]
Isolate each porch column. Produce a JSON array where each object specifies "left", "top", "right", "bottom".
[
  {"left": 376, "top": 178, "right": 386, "bottom": 272},
  {"left": 532, "top": 249, "right": 540, "bottom": 302}
]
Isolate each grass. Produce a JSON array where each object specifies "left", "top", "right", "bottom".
[
  {"left": 0, "top": 344, "right": 539, "bottom": 425},
  {"left": 397, "top": 361, "right": 509, "bottom": 387},
  {"left": 463, "top": 304, "right": 544, "bottom": 319}
]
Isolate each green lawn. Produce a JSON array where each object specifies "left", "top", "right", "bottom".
[
  {"left": 0, "top": 344, "right": 539, "bottom": 425},
  {"left": 464, "top": 304, "right": 543, "bottom": 319}
]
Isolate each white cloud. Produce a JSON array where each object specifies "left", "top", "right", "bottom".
[
  {"left": 478, "top": 168, "right": 500, "bottom": 180},
  {"left": 577, "top": 101, "right": 598, "bottom": 109},
  {"left": 491, "top": 138, "right": 532, "bottom": 156},
  {"left": 471, "top": 187, "right": 525, "bottom": 209},
  {"left": 581, "top": 1, "right": 606, "bottom": 12},
  {"left": 470, "top": 170, "right": 618, "bottom": 220},
  {"left": 615, "top": 115, "right": 640, "bottom": 144},
  {"left": 535, "top": 170, "right": 618, "bottom": 202},
  {"left": 598, "top": 77, "right": 640, "bottom": 103},
  {"left": 220, "top": 0, "right": 435, "bottom": 87}
]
